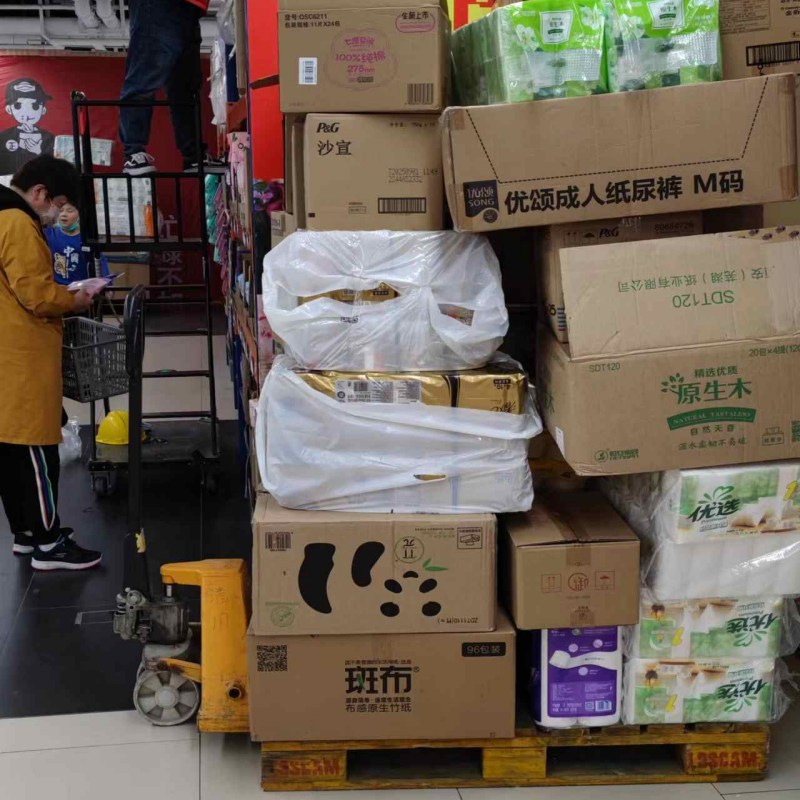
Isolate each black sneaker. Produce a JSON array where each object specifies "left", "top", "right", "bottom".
[
  {"left": 123, "top": 152, "right": 156, "bottom": 176},
  {"left": 183, "top": 154, "right": 226, "bottom": 174},
  {"left": 32, "top": 535, "right": 102, "bottom": 572},
  {"left": 15, "top": 527, "right": 77, "bottom": 556}
]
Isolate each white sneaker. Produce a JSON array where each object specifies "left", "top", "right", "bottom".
[{"left": 123, "top": 152, "right": 156, "bottom": 176}]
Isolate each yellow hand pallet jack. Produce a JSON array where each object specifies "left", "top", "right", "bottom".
[{"left": 111, "top": 289, "right": 250, "bottom": 732}]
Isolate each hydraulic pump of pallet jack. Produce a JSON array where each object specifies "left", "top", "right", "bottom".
[{"left": 114, "top": 585, "right": 190, "bottom": 645}]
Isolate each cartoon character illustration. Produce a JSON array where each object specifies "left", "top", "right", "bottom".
[{"left": 0, "top": 78, "right": 55, "bottom": 176}]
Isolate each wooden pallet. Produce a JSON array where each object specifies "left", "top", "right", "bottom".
[{"left": 260, "top": 717, "right": 770, "bottom": 791}]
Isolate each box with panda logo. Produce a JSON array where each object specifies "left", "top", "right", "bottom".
[{"left": 251, "top": 493, "right": 496, "bottom": 635}]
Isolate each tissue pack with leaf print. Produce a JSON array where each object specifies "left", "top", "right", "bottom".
[
  {"left": 623, "top": 658, "right": 777, "bottom": 723},
  {"left": 452, "top": 0, "right": 607, "bottom": 105}
]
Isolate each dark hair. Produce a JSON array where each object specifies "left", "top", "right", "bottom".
[
  {"left": 5, "top": 78, "right": 51, "bottom": 106},
  {"left": 11, "top": 155, "right": 81, "bottom": 206}
]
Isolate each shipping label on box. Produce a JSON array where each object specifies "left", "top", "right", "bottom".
[
  {"left": 443, "top": 75, "right": 797, "bottom": 231},
  {"left": 304, "top": 113, "right": 443, "bottom": 230},
  {"left": 537, "top": 328, "right": 800, "bottom": 475},
  {"left": 503, "top": 492, "right": 640, "bottom": 629},
  {"left": 560, "top": 226, "right": 800, "bottom": 357},
  {"left": 248, "top": 610, "right": 516, "bottom": 741},
  {"left": 251, "top": 494, "right": 496, "bottom": 635},
  {"left": 541, "top": 212, "right": 703, "bottom": 343},
  {"left": 278, "top": 0, "right": 449, "bottom": 113}
]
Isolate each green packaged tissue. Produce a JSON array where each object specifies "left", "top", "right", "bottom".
[
  {"left": 604, "top": 0, "right": 721, "bottom": 93},
  {"left": 452, "top": 0, "right": 608, "bottom": 105}
]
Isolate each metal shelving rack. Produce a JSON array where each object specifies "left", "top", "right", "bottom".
[{"left": 71, "top": 92, "right": 220, "bottom": 494}]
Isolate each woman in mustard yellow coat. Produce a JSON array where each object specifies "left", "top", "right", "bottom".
[{"left": 0, "top": 155, "right": 102, "bottom": 571}]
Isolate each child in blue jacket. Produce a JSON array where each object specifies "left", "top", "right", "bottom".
[{"left": 45, "top": 202, "right": 108, "bottom": 286}]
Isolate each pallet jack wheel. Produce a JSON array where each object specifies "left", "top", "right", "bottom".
[
  {"left": 92, "top": 471, "right": 118, "bottom": 497},
  {"left": 133, "top": 668, "right": 200, "bottom": 727}
]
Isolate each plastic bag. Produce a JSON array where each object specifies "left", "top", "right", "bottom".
[
  {"left": 604, "top": 0, "right": 721, "bottom": 93},
  {"left": 622, "top": 656, "right": 794, "bottom": 724},
  {"left": 602, "top": 463, "right": 800, "bottom": 599},
  {"left": 256, "top": 355, "right": 541, "bottom": 513},
  {"left": 59, "top": 417, "right": 82, "bottom": 464},
  {"left": 625, "top": 593, "right": 800, "bottom": 660},
  {"left": 452, "top": 0, "right": 608, "bottom": 105},
  {"left": 262, "top": 230, "right": 508, "bottom": 372}
]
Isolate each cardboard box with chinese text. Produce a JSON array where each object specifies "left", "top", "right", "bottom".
[
  {"left": 502, "top": 492, "right": 640, "bottom": 629},
  {"left": 304, "top": 113, "right": 443, "bottom": 230},
  {"left": 251, "top": 494, "right": 496, "bottom": 635},
  {"left": 560, "top": 226, "right": 800, "bottom": 357},
  {"left": 278, "top": 0, "right": 449, "bottom": 113},
  {"left": 537, "top": 327, "right": 800, "bottom": 476},
  {"left": 442, "top": 75, "right": 797, "bottom": 232},
  {"left": 248, "top": 610, "right": 516, "bottom": 741},
  {"left": 270, "top": 210, "right": 298, "bottom": 250}
]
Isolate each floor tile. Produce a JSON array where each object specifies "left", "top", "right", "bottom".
[
  {"left": 460, "top": 786, "right": 723, "bottom": 800},
  {"left": 0, "top": 738, "right": 199, "bottom": 800},
  {"left": 723, "top": 793, "right": 800, "bottom": 800},
  {"left": 715, "top": 701, "right": 800, "bottom": 794},
  {"left": 0, "top": 709, "right": 195, "bottom": 754}
]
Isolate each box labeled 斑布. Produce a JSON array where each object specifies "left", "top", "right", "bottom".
[
  {"left": 251, "top": 494, "right": 497, "bottom": 635},
  {"left": 541, "top": 212, "right": 703, "bottom": 343},
  {"left": 502, "top": 491, "right": 640, "bottom": 629},
  {"left": 560, "top": 226, "right": 800, "bottom": 357},
  {"left": 442, "top": 75, "right": 797, "bottom": 231},
  {"left": 537, "top": 327, "right": 800, "bottom": 475},
  {"left": 248, "top": 610, "right": 516, "bottom": 741},
  {"left": 278, "top": 0, "right": 449, "bottom": 113},
  {"left": 304, "top": 113, "right": 443, "bottom": 230}
]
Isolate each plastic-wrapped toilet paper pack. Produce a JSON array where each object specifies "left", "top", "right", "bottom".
[
  {"left": 604, "top": 0, "right": 721, "bottom": 93},
  {"left": 452, "top": 0, "right": 608, "bottom": 106},
  {"left": 603, "top": 463, "right": 800, "bottom": 599},
  {"left": 626, "top": 594, "right": 797, "bottom": 659},
  {"left": 256, "top": 355, "right": 541, "bottom": 513},
  {"left": 262, "top": 230, "right": 508, "bottom": 372},
  {"left": 623, "top": 658, "right": 784, "bottom": 724},
  {"left": 531, "top": 627, "right": 622, "bottom": 728}
]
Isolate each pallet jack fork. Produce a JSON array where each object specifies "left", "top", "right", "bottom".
[{"left": 111, "top": 290, "right": 250, "bottom": 731}]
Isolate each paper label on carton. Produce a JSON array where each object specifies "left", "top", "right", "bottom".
[
  {"left": 299, "top": 57, "right": 318, "bottom": 85},
  {"left": 334, "top": 379, "right": 422, "bottom": 404}
]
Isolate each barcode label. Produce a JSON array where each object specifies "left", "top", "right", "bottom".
[
  {"left": 299, "top": 57, "right": 318, "bottom": 85},
  {"left": 594, "top": 700, "right": 613, "bottom": 712},
  {"left": 266, "top": 531, "right": 292, "bottom": 551},
  {"left": 334, "top": 379, "right": 422, "bottom": 404},
  {"left": 407, "top": 82, "right": 434, "bottom": 105},
  {"left": 257, "top": 644, "right": 288, "bottom": 672},
  {"left": 378, "top": 197, "right": 427, "bottom": 214},
  {"left": 746, "top": 41, "right": 800, "bottom": 67}
]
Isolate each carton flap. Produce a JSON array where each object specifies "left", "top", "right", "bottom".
[
  {"left": 507, "top": 492, "right": 638, "bottom": 547},
  {"left": 280, "top": 0, "right": 446, "bottom": 10}
]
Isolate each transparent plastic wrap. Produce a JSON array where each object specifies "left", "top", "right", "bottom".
[
  {"left": 59, "top": 417, "right": 82, "bottom": 465},
  {"left": 262, "top": 230, "right": 508, "bottom": 372},
  {"left": 603, "top": 463, "right": 800, "bottom": 599},
  {"left": 210, "top": 38, "right": 228, "bottom": 126},
  {"left": 622, "top": 657, "right": 794, "bottom": 724},
  {"left": 256, "top": 355, "right": 541, "bottom": 513},
  {"left": 452, "top": 0, "right": 607, "bottom": 105},
  {"left": 604, "top": 0, "right": 721, "bottom": 93},
  {"left": 625, "top": 593, "right": 800, "bottom": 659}
]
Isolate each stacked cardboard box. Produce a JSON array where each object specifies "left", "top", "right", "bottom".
[{"left": 248, "top": 0, "right": 535, "bottom": 743}]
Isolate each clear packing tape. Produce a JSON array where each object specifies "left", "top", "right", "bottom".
[
  {"left": 602, "top": 463, "right": 800, "bottom": 600},
  {"left": 255, "top": 354, "right": 542, "bottom": 513},
  {"left": 604, "top": 0, "right": 722, "bottom": 92},
  {"left": 262, "top": 230, "right": 508, "bottom": 372},
  {"left": 452, "top": 0, "right": 608, "bottom": 104},
  {"left": 622, "top": 656, "right": 796, "bottom": 724}
]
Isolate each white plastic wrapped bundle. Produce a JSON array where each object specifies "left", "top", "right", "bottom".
[
  {"left": 256, "top": 355, "right": 541, "bottom": 513},
  {"left": 603, "top": 463, "right": 800, "bottom": 599},
  {"left": 622, "top": 657, "right": 787, "bottom": 724},
  {"left": 262, "top": 230, "right": 509, "bottom": 372}
]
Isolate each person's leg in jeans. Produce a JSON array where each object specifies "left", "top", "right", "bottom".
[
  {"left": 166, "top": 5, "right": 204, "bottom": 166},
  {"left": 119, "top": 0, "right": 186, "bottom": 164}
]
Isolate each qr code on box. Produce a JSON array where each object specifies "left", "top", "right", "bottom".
[{"left": 257, "top": 644, "right": 288, "bottom": 672}]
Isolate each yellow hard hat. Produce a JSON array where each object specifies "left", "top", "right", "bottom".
[{"left": 96, "top": 410, "right": 129, "bottom": 445}]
